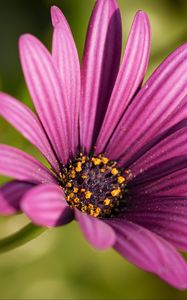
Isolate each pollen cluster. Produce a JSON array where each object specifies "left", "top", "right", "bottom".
[{"left": 58, "top": 153, "right": 127, "bottom": 218}]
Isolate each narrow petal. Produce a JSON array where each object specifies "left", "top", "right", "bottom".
[
  {"left": 131, "top": 155, "right": 187, "bottom": 188},
  {"left": 0, "top": 92, "right": 59, "bottom": 172},
  {"left": 125, "top": 195, "right": 187, "bottom": 251},
  {"left": 75, "top": 209, "right": 116, "bottom": 250},
  {"left": 109, "top": 220, "right": 187, "bottom": 289},
  {"left": 21, "top": 184, "right": 74, "bottom": 227},
  {"left": 158, "top": 94, "right": 187, "bottom": 134},
  {"left": 19, "top": 34, "right": 71, "bottom": 165},
  {"left": 131, "top": 168, "right": 187, "bottom": 197},
  {"left": 80, "top": 0, "right": 122, "bottom": 152},
  {"left": 50, "top": 5, "right": 70, "bottom": 28},
  {"left": 96, "top": 11, "right": 150, "bottom": 153},
  {"left": 0, "top": 181, "right": 33, "bottom": 215},
  {"left": 0, "top": 145, "right": 56, "bottom": 184},
  {"left": 105, "top": 43, "right": 187, "bottom": 165},
  {"left": 52, "top": 7, "right": 81, "bottom": 154},
  {"left": 129, "top": 155, "right": 187, "bottom": 193},
  {"left": 130, "top": 120, "right": 187, "bottom": 177}
]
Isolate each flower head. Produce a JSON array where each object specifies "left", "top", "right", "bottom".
[{"left": 0, "top": 0, "right": 187, "bottom": 289}]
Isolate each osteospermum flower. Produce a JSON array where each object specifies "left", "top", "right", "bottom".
[{"left": 0, "top": 0, "right": 187, "bottom": 289}]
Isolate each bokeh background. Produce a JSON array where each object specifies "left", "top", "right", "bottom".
[{"left": 0, "top": 0, "right": 187, "bottom": 299}]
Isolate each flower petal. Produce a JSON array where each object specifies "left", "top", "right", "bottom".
[
  {"left": 50, "top": 5, "right": 69, "bottom": 28},
  {"left": 109, "top": 219, "right": 187, "bottom": 289},
  {"left": 131, "top": 155, "right": 187, "bottom": 186},
  {"left": 129, "top": 119, "right": 187, "bottom": 177},
  {"left": 19, "top": 34, "right": 71, "bottom": 165},
  {"left": 0, "top": 144, "right": 55, "bottom": 184},
  {"left": 125, "top": 196, "right": 187, "bottom": 252},
  {"left": 21, "top": 184, "right": 74, "bottom": 227},
  {"left": 96, "top": 11, "right": 150, "bottom": 154},
  {"left": 131, "top": 168, "right": 187, "bottom": 197},
  {"left": 0, "top": 180, "right": 33, "bottom": 215},
  {"left": 75, "top": 209, "right": 116, "bottom": 250},
  {"left": 80, "top": 0, "right": 122, "bottom": 152},
  {"left": 51, "top": 7, "right": 81, "bottom": 154},
  {"left": 0, "top": 92, "right": 59, "bottom": 172},
  {"left": 159, "top": 94, "right": 187, "bottom": 134},
  {"left": 106, "top": 43, "right": 187, "bottom": 165}
]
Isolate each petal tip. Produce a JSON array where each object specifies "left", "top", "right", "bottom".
[
  {"left": 18, "top": 34, "right": 26, "bottom": 48},
  {"left": 51, "top": 5, "right": 64, "bottom": 27},
  {"left": 135, "top": 10, "right": 150, "bottom": 29},
  {"left": 19, "top": 33, "right": 32, "bottom": 43},
  {"left": 19, "top": 33, "right": 37, "bottom": 51}
]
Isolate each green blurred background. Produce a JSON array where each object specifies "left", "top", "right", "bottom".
[{"left": 0, "top": 0, "right": 187, "bottom": 299}]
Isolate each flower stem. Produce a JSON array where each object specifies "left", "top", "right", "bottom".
[{"left": 0, "top": 223, "right": 47, "bottom": 253}]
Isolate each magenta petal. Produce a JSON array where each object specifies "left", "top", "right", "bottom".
[
  {"left": 96, "top": 11, "right": 150, "bottom": 154},
  {"left": 0, "top": 180, "right": 33, "bottom": 215},
  {"left": 21, "top": 184, "right": 74, "bottom": 227},
  {"left": 160, "top": 94, "right": 187, "bottom": 133},
  {"left": 50, "top": 5, "right": 70, "bottom": 28},
  {"left": 0, "top": 144, "right": 55, "bottom": 184},
  {"left": 80, "top": 0, "right": 122, "bottom": 153},
  {"left": 130, "top": 120, "right": 187, "bottom": 177},
  {"left": 110, "top": 220, "right": 187, "bottom": 289},
  {"left": 0, "top": 92, "right": 59, "bottom": 172},
  {"left": 19, "top": 34, "right": 71, "bottom": 165},
  {"left": 125, "top": 196, "right": 187, "bottom": 252},
  {"left": 106, "top": 43, "right": 187, "bottom": 164},
  {"left": 52, "top": 7, "right": 81, "bottom": 154},
  {"left": 131, "top": 156, "right": 187, "bottom": 187},
  {"left": 75, "top": 209, "right": 116, "bottom": 250},
  {"left": 131, "top": 168, "right": 187, "bottom": 197}
]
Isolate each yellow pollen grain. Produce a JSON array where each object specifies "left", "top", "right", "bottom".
[
  {"left": 81, "top": 206, "right": 87, "bottom": 213},
  {"left": 100, "top": 168, "right": 105, "bottom": 173},
  {"left": 74, "top": 197, "right": 80, "bottom": 203},
  {"left": 81, "top": 156, "right": 87, "bottom": 163},
  {"left": 102, "top": 157, "right": 109, "bottom": 164},
  {"left": 103, "top": 198, "right": 111, "bottom": 206},
  {"left": 118, "top": 176, "right": 125, "bottom": 184},
  {"left": 111, "top": 168, "right": 118, "bottom": 175},
  {"left": 69, "top": 192, "right": 75, "bottom": 198},
  {"left": 71, "top": 170, "right": 76, "bottom": 178},
  {"left": 93, "top": 207, "right": 101, "bottom": 217},
  {"left": 88, "top": 203, "right": 94, "bottom": 209},
  {"left": 90, "top": 209, "right": 95, "bottom": 216},
  {"left": 92, "top": 157, "right": 101, "bottom": 165},
  {"left": 66, "top": 196, "right": 71, "bottom": 202},
  {"left": 80, "top": 188, "right": 86, "bottom": 193},
  {"left": 73, "top": 187, "right": 79, "bottom": 193},
  {"left": 85, "top": 191, "right": 92, "bottom": 199},
  {"left": 66, "top": 182, "right": 72, "bottom": 188},
  {"left": 76, "top": 162, "right": 82, "bottom": 172},
  {"left": 111, "top": 188, "right": 121, "bottom": 197},
  {"left": 82, "top": 175, "right": 87, "bottom": 179}
]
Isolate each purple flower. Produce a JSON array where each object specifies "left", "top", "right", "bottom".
[{"left": 0, "top": 0, "right": 187, "bottom": 289}]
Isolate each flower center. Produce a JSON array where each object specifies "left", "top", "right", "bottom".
[{"left": 58, "top": 153, "right": 127, "bottom": 218}]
